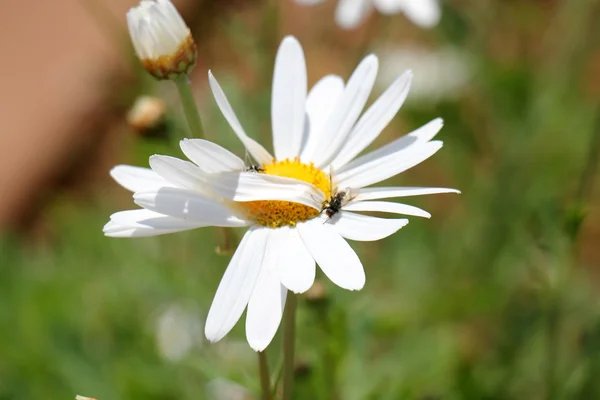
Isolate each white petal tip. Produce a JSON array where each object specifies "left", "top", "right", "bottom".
[
  {"left": 349, "top": 284, "right": 365, "bottom": 291},
  {"left": 108, "top": 165, "right": 133, "bottom": 181},
  {"left": 337, "top": 278, "right": 366, "bottom": 291},
  {"left": 289, "top": 288, "right": 309, "bottom": 295},
  {"left": 205, "top": 319, "right": 231, "bottom": 343},
  {"left": 282, "top": 35, "right": 300, "bottom": 45},
  {"left": 248, "top": 340, "right": 270, "bottom": 352},
  {"left": 204, "top": 331, "right": 222, "bottom": 344},
  {"left": 363, "top": 54, "right": 379, "bottom": 64}
]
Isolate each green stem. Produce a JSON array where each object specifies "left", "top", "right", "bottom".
[
  {"left": 545, "top": 299, "right": 560, "bottom": 400},
  {"left": 282, "top": 293, "right": 297, "bottom": 400},
  {"left": 270, "top": 355, "right": 284, "bottom": 398},
  {"left": 576, "top": 110, "right": 600, "bottom": 205},
  {"left": 258, "top": 351, "right": 273, "bottom": 400},
  {"left": 174, "top": 75, "right": 205, "bottom": 139}
]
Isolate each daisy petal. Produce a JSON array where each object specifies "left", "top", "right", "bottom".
[
  {"left": 110, "top": 165, "right": 173, "bottom": 193},
  {"left": 336, "top": 118, "right": 443, "bottom": 175},
  {"left": 343, "top": 200, "right": 431, "bottom": 218},
  {"left": 246, "top": 231, "right": 288, "bottom": 351},
  {"left": 311, "top": 54, "right": 379, "bottom": 167},
  {"left": 207, "top": 172, "right": 325, "bottom": 209},
  {"left": 334, "top": 0, "right": 373, "bottom": 29},
  {"left": 297, "top": 219, "right": 365, "bottom": 290},
  {"left": 300, "top": 75, "right": 345, "bottom": 161},
  {"left": 331, "top": 70, "right": 413, "bottom": 168},
  {"left": 272, "top": 36, "right": 307, "bottom": 160},
  {"left": 208, "top": 71, "right": 273, "bottom": 165},
  {"left": 327, "top": 211, "right": 408, "bottom": 241},
  {"left": 205, "top": 227, "right": 269, "bottom": 343},
  {"left": 401, "top": 0, "right": 441, "bottom": 28},
  {"left": 180, "top": 139, "right": 245, "bottom": 173},
  {"left": 355, "top": 186, "right": 461, "bottom": 201},
  {"left": 149, "top": 155, "right": 206, "bottom": 190},
  {"left": 372, "top": 0, "right": 404, "bottom": 13},
  {"left": 336, "top": 141, "right": 443, "bottom": 189},
  {"left": 133, "top": 187, "right": 249, "bottom": 227},
  {"left": 103, "top": 209, "right": 201, "bottom": 237},
  {"left": 274, "top": 226, "right": 316, "bottom": 293}
]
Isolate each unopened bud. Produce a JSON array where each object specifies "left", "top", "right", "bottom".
[
  {"left": 75, "top": 396, "right": 97, "bottom": 400},
  {"left": 127, "top": 0, "right": 197, "bottom": 80},
  {"left": 127, "top": 96, "right": 167, "bottom": 132}
]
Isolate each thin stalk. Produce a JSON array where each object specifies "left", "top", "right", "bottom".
[
  {"left": 545, "top": 300, "right": 560, "bottom": 400},
  {"left": 215, "top": 228, "right": 233, "bottom": 256},
  {"left": 174, "top": 75, "right": 205, "bottom": 139},
  {"left": 258, "top": 351, "right": 273, "bottom": 400},
  {"left": 258, "top": 0, "right": 280, "bottom": 87},
  {"left": 282, "top": 293, "right": 297, "bottom": 400},
  {"left": 270, "top": 356, "right": 284, "bottom": 398},
  {"left": 576, "top": 111, "right": 600, "bottom": 205}
]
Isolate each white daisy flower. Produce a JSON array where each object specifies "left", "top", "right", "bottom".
[
  {"left": 104, "top": 36, "right": 458, "bottom": 351},
  {"left": 294, "top": 0, "right": 441, "bottom": 29},
  {"left": 127, "top": 0, "right": 197, "bottom": 79}
]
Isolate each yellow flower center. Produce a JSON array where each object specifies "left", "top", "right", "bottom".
[{"left": 241, "top": 157, "right": 331, "bottom": 228}]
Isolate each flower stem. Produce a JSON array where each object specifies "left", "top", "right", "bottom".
[
  {"left": 258, "top": 351, "right": 273, "bottom": 400},
  {"left": 174, "top": 75, "right": 205, "bottom": 139},
  {"left": 282, "top": 293, "right": 297, "bottom": 400},
  {"left": 545, "top": 299, "right": 560, "bottom": 400},
  {"left": 576, "top": 110, "right": 600, "bottom": 206}
]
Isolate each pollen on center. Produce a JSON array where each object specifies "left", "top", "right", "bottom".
[{"left": 241, "top": 157, "right": 331, "bottom": 228}]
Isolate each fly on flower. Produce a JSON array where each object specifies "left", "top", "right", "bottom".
[
  {"left": 322, "top": 187, "right": 355, "bottom": 222},
  {"left": 104, "top": 36, "right": 459, "bottom": 352},
  {"left": 246, "top": 165, "right": 265, "bottom": 173},
  {"left": 244, "top": 151, "right": 265, "bottom": 173}
]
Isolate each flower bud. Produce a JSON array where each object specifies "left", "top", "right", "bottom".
[
  {"left": 127, "top": 96, "right": 167, "bottom": 133},
  {"left": 127, "top": 0, "right": 197, "bottom": 80},
  {"left": 75, "top": 396, "right": 97, "bottom": 400}
]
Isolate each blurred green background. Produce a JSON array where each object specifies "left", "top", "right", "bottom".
[{"left": 1, "top": 0, "right": 600, "bottom": 399}]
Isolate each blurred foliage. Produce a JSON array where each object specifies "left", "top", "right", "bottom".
[{"left": 2, "top": 0, "right": 600, "bottom": 399}]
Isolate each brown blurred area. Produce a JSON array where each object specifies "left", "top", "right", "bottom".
[
  {"left": 0, "top": 0, "right": 135, "bottom": 229},
  {"left": 0, "top": 0, "right": 258, "bottom": 231}
]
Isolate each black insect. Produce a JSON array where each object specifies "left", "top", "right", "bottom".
[
  {"left": 246, "top": 164, "right": 264, "bottom": 173},
  {"left": 322, "top": 189, "right": 350, "bottom": 222},
  {"left": 244, "top": 150, "right": 264, "bottom": 173}
]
